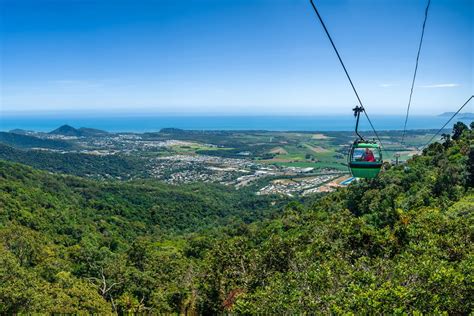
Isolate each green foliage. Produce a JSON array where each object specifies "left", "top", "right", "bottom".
[
  {"left": 0, "top": 143, "right": 146, "bottom": 179},
  {"left": 0, "top": 123, "right": 472, "bottom": 313},
  {"left": 0, "top": 132, "right": 73, "bottom": 150},
  {"left": 452, "top": 121, "right": 468, "bottom": 140}
]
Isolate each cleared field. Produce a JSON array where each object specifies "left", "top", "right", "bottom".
[
  {"left": 143, "top": 129, "right": 444, "bottom": 169},
  {"left": 171, "top": 143, "right": 232, "bottom": 154},
  {"left": 303, "top": 143, "right": 329, "bottom": 153},
  {"left": 311, "top": 133, "right": 330, "bottom": 139},
  {"left": 270, "top": 147, "right": 288, "bottom": 155},
  {"left": 272, "top": 161, "right": 348, "bottom": 171}
]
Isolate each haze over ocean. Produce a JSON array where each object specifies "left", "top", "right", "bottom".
[{"left": 1, "top": 114, "right": 471, "bottom": 133}]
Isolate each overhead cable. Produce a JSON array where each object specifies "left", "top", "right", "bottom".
[
  {"left": 309, "top": 0, "right": 386, "bottom": 153},
  {"left": 422, "top": 95, "right": 473, "bottom": 148},
  {"left": 401, "top": 0, "right": 431, "bottom": 144}
]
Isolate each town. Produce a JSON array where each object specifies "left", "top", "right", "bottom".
[
  {"left": 2, "top": 124, "right": 438, "bottom": 196},
  {"left": 1, "top": 126, "right": 363, "bottom": 195}
]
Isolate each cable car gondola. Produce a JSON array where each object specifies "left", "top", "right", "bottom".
[{"left": 348, "top": 106, "right": 383, "bottom": 179}]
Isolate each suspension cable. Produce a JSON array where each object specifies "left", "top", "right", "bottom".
[
  {"left": 309, "top": 0, "right": 386, "bottom": 153},
  {"left": 422, "top": 95, "right": 473, "bottom": 149},
  {"left": 401, "top": 0, "right": 431, "bottom": 144}
]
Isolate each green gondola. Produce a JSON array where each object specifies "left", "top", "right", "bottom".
[
  {"left": 348, "top": 141, "right": 383, "bottom": 178},
  {"left": 348, "top": 106, "right": 383, "bottom": 179}
]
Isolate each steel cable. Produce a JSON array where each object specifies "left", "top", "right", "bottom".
[
  {"left": 309, "top": 0, "right": 386, "bottom": 154},
  {"left": 401, "top": 0, "right": 431, "bottom": 144},
  {"left": 422, "top": 95, "right": 473, "bottom": 149}
]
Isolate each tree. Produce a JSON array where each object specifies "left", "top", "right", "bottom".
[
  {"left": 441, "top": 133, "right": 452, "bottom": 148},
  {"left": 468, "top": 146, "right": 474, "bottom": 187},
  {"left": 452, "top": 122, "right": 467, "bottom": 140}
]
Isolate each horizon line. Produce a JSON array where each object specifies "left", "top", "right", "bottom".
[{"left": 1, "top": 111, "right": 467, "bottom": 117}]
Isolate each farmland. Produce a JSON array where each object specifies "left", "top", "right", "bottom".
[{"left": 0, "top": 126, "right": 440, "bottom": 195}]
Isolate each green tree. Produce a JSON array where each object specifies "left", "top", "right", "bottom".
[{"left": 452, "top": 121, "right": 468, "bottom": 140}]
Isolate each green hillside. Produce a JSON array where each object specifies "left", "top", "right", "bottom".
[
  {"left": 0, "top": 143, "right": 146, "bottom": 179},
  {"left": 0, "top": 132, "right": 73, "bottom": 150},
  {"left": 0, "top": 123, "right": 472, "bottom": 313}
]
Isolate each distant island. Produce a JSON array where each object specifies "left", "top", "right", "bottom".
[{"left": 438, "top": 112, "right": 474, "bottom": 119}]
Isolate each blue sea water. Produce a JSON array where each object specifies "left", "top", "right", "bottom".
[{"left": 0, "top": 114, "right": 471, "bottom": 133}]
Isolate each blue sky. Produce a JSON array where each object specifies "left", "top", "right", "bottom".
[{"left": 1, "top": 0, "right": 472, "bottom": 115}]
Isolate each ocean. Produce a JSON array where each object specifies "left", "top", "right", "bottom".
[{"left": 0, "top": 114, "right": 471, "bottom": 133}]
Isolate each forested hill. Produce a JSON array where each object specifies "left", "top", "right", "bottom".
[
  {"left": 0, "top": 122, "right": 473, "bottom": 313},
  {"left": 0, "top": 131, "right": 73, "bottom": 150},
  {"left": 0, "top": 143, "right": 147, "bottom": 179},
  {"left": 0, "top": 162, "right": 285, "bottom": 236}
]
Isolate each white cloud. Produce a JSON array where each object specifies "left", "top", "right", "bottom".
[{"left": 418, "top": 83, "right": 460, "bottom": 88}]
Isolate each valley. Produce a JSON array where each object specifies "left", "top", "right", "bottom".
[
  {"left": 0, "top": 125, "right": 440, "bottom": 196},
  {"left": 0, "top": 123, "right": 472, "bottom": 313}
]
